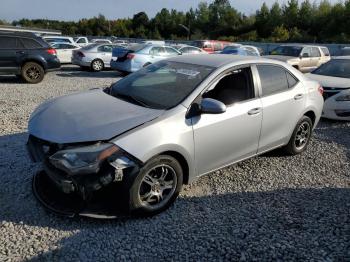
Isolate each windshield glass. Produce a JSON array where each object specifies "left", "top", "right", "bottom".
[
  {"left": 270, "top": 46, "right": 302, "bottom": 57},
  {"left": 312, "top": 59, "right": 350, "bottom": 78},
  {"left": 111, "top": 61, "right": 214, "bottom": 109}
]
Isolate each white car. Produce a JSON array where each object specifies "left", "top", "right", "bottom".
[
  {"left": 306, "top": 57, "right": 350, "bottom": 120},
  {"left": 43, "top": 36, "right": 75, "bottom": 45},
  {"left": 51, "top": 42, "right": 80, "bottom": 63},
  {"left": 74, "top": 37, "right": 89, "bottom": 47},
  {"left": 91, "top": 39, "right": 112, "bottom": 44}
]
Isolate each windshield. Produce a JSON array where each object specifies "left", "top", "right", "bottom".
[
  {"left": 312, "top": 59, "right": 350, "bottom": 78},
  {"left": 270, "top": 46, "right": 302, "bottom": 57},
  {"left": 110, "top": 61, "right": 214, "bottom": 109}
]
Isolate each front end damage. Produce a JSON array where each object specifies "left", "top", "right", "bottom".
[{"left": 27, "top": 135, "right": 141, "bottom": 218}]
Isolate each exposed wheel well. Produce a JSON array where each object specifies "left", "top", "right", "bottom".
[
  {"left": 21, "top": 60, "right": 45, "bottom": 71},
  {"left": 292, "top": 65, "right": 299, "bottom": 70},
  {"left": 160, "top": 151, "right": 189, "bottom": 185},
  {"left": 304, "top": 111, "right": 316, "bottom": 126}
]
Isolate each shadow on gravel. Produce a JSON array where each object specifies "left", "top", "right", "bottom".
[
  {"left": 0, "top": 75, "right": 23, "bottom": 84},
  {"left": 27, "top": 188, "right": 350, "bottom": 261}
]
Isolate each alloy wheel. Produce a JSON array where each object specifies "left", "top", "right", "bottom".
[
  {"left": 294, "top": 121, "right": 311, "bottom": 150},
  {"left": 92, "top": 60, "right": 103, "bottom": 71},
  {"left": 26, "top": 66, "right": 41, "bottom": 80},
  {"left": 138, "top": 164, "right": 177, "bottom": 209}
]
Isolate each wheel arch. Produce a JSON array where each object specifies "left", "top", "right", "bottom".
[
  {"left": 304, "top": 110, "right": 316, "bottom": 126},
  {"left": 156, "top": 150, "right": 190, "bottom": 185},
  {"left": 21, "top": 58, "right": 46, "bottom": 71}
]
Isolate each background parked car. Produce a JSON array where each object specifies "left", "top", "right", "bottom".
[
  {"left": 42, "top": 36, "right": 76, "bottom": 45},
  {"left": 73, "top": 36, "right": 89, "bottom": 47},
  {"left": 221, "top": 45, "right": 260, "bottom": 56},
  {"left": 337, "top": 47, "right": 350, "bottom": 56},
  {"left": 91, "top": 39, "right": 112, "bottom": 44},
  {"left": 51, "top": 42, "right": 80, "bottom": 63},
  {"left": 110, "top": 44, "right": 181, "bottom": 73},
  {"left": 306, "top": 57, "right": 350, "bottom": 120},
  {"left": 192, "top": 40, "right": 231, "bottom": 53},
  {"left": 266, "top": 44, "right": 331, "bottom": 72},
  {"left": 0, "top": 31, "right": 60, "bottom": 83},
  {"left": 177, "top": 45, "right": 206, "bottom": 54},
  {"left": 71, "top": 43, "right": 123, "bottom": 71}
]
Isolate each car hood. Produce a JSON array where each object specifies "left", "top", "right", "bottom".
[
  {"left": 305, "top": 73, "right": 350, "bottom": 88},
  {"left": 28, "top": 89, "right": 164, "bottom": 144},
  {"left": 265, "top": 55, "right": 297, "bottom": 62}
]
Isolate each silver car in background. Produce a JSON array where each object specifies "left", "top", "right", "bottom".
[
  {"left": 110, "top": 44, "right": 181, "bottom": 73},
  {"left": 27, "top": 55, "right": 323, "bottom": 218},
  {"left": 72, "top": 43, "right": 123, "bottom": 71}
]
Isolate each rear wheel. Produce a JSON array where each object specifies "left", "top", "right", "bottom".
[
  {"left": 91, "top": 59, "right": 104, "bottom": 72},
  {"left": 21, "top": 62, "right": 45, "bottom": 84},
  {"left": 283, "top": 116, "right": 313, "bottom": 155},
  {"left": 125, "top": 155, "right": 183, "bottom": 216}
]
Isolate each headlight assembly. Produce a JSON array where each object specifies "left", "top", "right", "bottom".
[{"left": 49, "top": 143, "right": 120, "bottom": 175}]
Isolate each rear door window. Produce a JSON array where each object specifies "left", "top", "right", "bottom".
[
  {"left": 257, "top": 65, "right": 290, "bottom": 96},
  {"left": 165, "top": 47, "right": 179, "bottom": 55},
  {"left": 301, "top": 47, "right": 312, "bottom": 57},
  {"left": 321, "top": 47, "right": 330, "bottom": 57},
  {"left": 21, "top": 38, "right": 42, "bottom": 49},
  {"left": 150, "top": 47, "right": 165, "bottom": 56},
  {"left": 0, "top": 36, "right": 22, "bottom": 49},
  {"left": 311, "top": 47, "right": 321, "bottom": 57}
]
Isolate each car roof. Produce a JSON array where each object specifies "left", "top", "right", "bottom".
[
  {"left": 279, "top": 44, "right": 327, "bottom": 48},
  {"left": 167, "top": 54, "right": 274, "bottom": 68}
]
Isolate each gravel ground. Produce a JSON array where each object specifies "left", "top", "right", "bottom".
[{"left": 0, "top": 66, "right": 349, "bottom": 261}]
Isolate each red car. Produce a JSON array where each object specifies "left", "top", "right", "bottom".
[{"left": 192, "top": 40, "right": 231, "bottom": 53}]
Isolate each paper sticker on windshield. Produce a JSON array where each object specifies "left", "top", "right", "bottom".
[{"left": 176, "top": 69, "right": 200, "bottom": 77}]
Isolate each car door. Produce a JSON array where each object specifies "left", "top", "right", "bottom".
[
  {"left": 149, "top": 47, "right": 166, "bottom": 63},
  {"left": 256, "top": 64, "right": 306, "bottom": 153},
  {"left": 164, "top": 47, "right": 181, "bottom": 57},
  {"left": 98, "top": 45, "right": 113, "bottom": 66},
  {"left": 191, "top": 66, "right": 263, "bottom": 175},
  {"left": 299, "top": 47, "right": 313, "bottom": 72},
  {"left": 310, "top": 47, "right": 322, "bottom": 68},
  {"left": 0, "top": 36, "right": 22, "bottom": 73}
]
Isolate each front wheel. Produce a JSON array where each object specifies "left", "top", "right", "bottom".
[
  {"left": 125, "top": 155, "right": 183, "bottom": 216},
  {"left": 283, "top": 116, "right": 313, "bottom": 155}
]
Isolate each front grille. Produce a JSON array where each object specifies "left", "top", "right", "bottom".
[{"left": 322, "top": 87, "right": 342, "bottom": 100}]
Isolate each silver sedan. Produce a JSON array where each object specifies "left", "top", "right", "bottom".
[
  {"left": 28, "top": 55, "right": 324, "bottom": 217},
  {"left": 71, "top": 43, "right": 123, "bottom": 71}
]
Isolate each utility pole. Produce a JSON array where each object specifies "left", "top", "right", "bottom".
[{"left": 179, "top": 23, "right": 191, "bottom": 41}]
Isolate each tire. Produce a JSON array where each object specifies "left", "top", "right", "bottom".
[
  {"left": 21, "top": 62, "right": 45, "bottom": 84},
  {"left": 283, "top": 116, "right": 313, "bottom": 155},
  {"left": 125, "top": 155, "right": 183, "bottom": 216},
  {"left": 91, "top": 59, "right": 104, "bottom": 72}
]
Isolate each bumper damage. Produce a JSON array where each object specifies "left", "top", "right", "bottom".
[{"left": 28, "top": 136, "right": 141, "bottom": 218}]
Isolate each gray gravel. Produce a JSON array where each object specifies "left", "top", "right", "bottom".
[{"left": 0, "top": 65, "right": 349, "bottom": 261}]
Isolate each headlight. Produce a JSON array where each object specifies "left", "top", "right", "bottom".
[
  {"left": 49, "top": 143, "right": 120, "bottom": 175},
  {"left": 335, "top": 94, "right": 350, "bottom": 101}
]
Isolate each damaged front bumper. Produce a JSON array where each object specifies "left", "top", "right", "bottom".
[{"left": 28, "top": 135, "right": 141, "bottom": 218}]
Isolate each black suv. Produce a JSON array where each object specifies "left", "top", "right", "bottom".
[{"left": 0, "top": 31, "right": 60, "bottom": 83}]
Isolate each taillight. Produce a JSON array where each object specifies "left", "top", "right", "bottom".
[
  {"left": 77, "top": 51, "right": 85, "bottom": 57},
  {"left": 318, "top": 85, "right": 324, "bottom": 95},
  {"left": 47, "top": 48, "right": 56, "bottom": 55},
  {"left": 127, "top": 53, "right": 135, "bottom": 60}
]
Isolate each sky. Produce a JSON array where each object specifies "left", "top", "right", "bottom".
[{"left": 0, "top": 0, "right": 339, "bottom": 22}]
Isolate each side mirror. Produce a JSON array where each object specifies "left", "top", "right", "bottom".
[{"left": 200, "top": 98, "right": 226, "bottom": 114}]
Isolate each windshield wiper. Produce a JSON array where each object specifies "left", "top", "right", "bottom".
[{"left": 114, "top": 92, "right": 151, "bottom": 108}]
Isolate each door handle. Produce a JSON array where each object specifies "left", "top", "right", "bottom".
[
  {"left": 294, "top": 94, "right": 304, "bottom": 100},
  {"left": 248, "top": 108, "right": 262, "bottom": 115},
  {"left": 16, "top": 51, "right": 25, "bottom": 55}
]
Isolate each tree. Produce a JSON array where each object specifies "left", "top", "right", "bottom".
[{"left": 271, "top": 25, "right": 290, "bottom": 42}]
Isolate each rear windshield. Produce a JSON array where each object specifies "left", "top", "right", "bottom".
[
  {"left": 312, "top": 59, "right": 350, "bottom": 78},
  {"left": 111, "top": 61, "right": 214, "bottom": 109}
]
